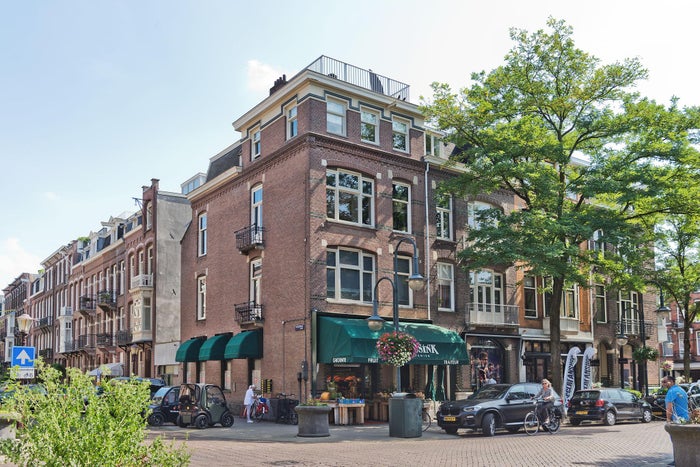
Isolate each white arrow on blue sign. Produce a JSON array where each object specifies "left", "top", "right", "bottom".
[{"left": 12, "top": 346, "right": 36, "bottom": 368}]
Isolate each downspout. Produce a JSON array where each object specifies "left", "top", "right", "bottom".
[{"left": 424, "top": 160, "right": 431, "bottom": 320}]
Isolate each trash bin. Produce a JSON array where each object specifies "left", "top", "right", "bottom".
[{"left": 389, "top": 393, "right": 422, "bottom": 438}]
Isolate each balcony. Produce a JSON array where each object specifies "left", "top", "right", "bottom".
[
  {"left": 234, "top": 301, "right": 264, "bottom": 328},
  {"left": 97, "top": 290, "right": 116, "bottom": 312},
  {"left": 466, "top": 303, "right": 520, "bottom": 328},
  {"left": 130, "top": 274, "right": 153, "bottom": 290},
  {"left": 78, "top": 296, "right": 96, "bottom": 317},
  {"left": 543, "top": 316, "right": 580, "bottom": 335},
  {"left": 77, "top": 333, "right": 96, "bottom": 352},
  {"left": 39, "top": 348, "right": 53, "bottom": 360},
  {"left": 96, "top": 333, "right": 115, "bottom": 348},
  {"left": 235, "top": 224, "right": 265, "bottom": 254},
  {"left": 59, "top": 306, "right": 73, "bottom": 318},
  {"left": 36, "top": 316, "right": 54, "bottom": 332},
  {"left": 616, "top": 319, "right": 654, "bottom": 339},
  {"left": 306, "top": 56, "right": 410, "bottom": 101},
  {"left": 60, "top": 339, "right": 78, "bottom": 354},
  {"left": 115, "top": 329, "right": 133, "bottom": 347}
]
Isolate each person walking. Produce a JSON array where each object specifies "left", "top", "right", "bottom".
[
  {"left": 244, "top": 385, "right": 256, "bottom": 423},
  {"left": 663, "top": 376, "right": 689, "bottom": 423}
]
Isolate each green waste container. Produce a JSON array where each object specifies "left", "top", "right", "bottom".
[{"left": 389, "top": 393, "right": 422, "bottom": 438}]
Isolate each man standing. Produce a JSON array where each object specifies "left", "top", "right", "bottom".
[
  {"left": 663, "top": 376, "right": 689, "bottom": 423},
  {"left": 244, "top": 385, "right": 256, "bottom": 423}
]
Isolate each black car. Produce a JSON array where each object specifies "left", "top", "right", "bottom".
[
  {"left": 646, "top": 383, "right": 700, "bottom": 417},
  {"left": 568, "top": 388, "right": 652, "bottom": 426},
  {"left": 436, "top": 383, "right": 564, "bottom": 436},
  {"left": 111, "top": 377, "right": 166, "bottom": 398},
  {"left": 147, "top": 386, "right": 180, "bottom": 426}
]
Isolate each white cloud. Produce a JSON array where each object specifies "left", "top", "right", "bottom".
[
  {"left": 43, "top": 191, "right": 59, "bottom": 201},
  {"left": 246, "top": 59, "right": 283, "bottom": 93},
  {"left": 0, "top": 238, "right": 42, "bottom": 292}
]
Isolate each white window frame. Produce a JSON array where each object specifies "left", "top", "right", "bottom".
[
  {"left": 468, "top": 201, "right": 498, "bottom": 230},
  {"left": 524, "top": 275, "right": 537, "bottom": 318},
  {"left": 198, "top": 213, "right": 207, "bottom": 256},
  {"left": 197, "top": 276, "right": 206, "bottom": 320},
  {"left": 543, "top": 277, "right": 580, "bottom": 319},
  {"left": 594, "top": 284, "right": 607, "bottom": 323},
  {"left": 392, "top": 182, "right": 411, "bottom": 233},
  {"left": 425, "top": 133, "right": 442, "bottom": 157},
  {"left": 696, "top": 332, "right": 700, "bottom": 356},
  {"left": 679, "top": 334, "right": 685, "bottom": 358},
  {"left": 250, "top": 259, "right": 262, "bottom": 305},
  {"left": 395, "top": 255, "right": 415, "bottom": 307},
  {"left": 286, "top": 104, "right": 298, "bottom": 139},
  {"left": 391, "top": 117, "right": 409, "bottom": 152},
  {"left": 251, "top": 185, "right": 263, "bottom": 228},
  {"left": 437, "top": 262, "right": 454, "bottom": 311},
  {"left": 251, "top": 127, "right": 261, "bottom": 160},
  {"left": 326, "top": 247, "right": 375, "bottom": 303},
  {"left": 436, "top": 193, "right": 452, "bottom": 240},
  {"left": 470, "top": 269, "right": 504, "bottom": 312},
  {"left": 360, "top": 107, "right": 380, "bottom": 144},
  {"left": 326, "top": 99, "right": 346, "bottom": 136},
  {"left": 326, "top": 168, "right": 374, "bottom": 227}
]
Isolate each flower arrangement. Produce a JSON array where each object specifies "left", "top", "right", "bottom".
[
  {"left": 376, "top": 331, "right": 420, "bottom": 367},
  {"left": 662, "top": 360, "right": 674, "bottom": 372},
  {"left": 298, "top": 397, "right": 328, "bottom": 407},
  {"left": 632, "top": 345, "right": 660, "bottom": 363}
]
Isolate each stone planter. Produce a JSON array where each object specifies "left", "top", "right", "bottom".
[
  {"left": 295, "top": 405, "right": 331, "bottom": 437},
  {"left": 665, "top": 423, "right": 700, "bottom": 467}
]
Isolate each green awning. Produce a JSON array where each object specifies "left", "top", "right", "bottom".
[
  {"left": 224, "top": 331, "right": 262, "bottom": 359},
  {"left": 175, "top": 336, "right": 206, "bottom": 362},
  {"left": 317, "top": 316, "right": 469, "bottom": 365},
  {"left": 199, "top": 333, "right": 233, "bottom": 361}
]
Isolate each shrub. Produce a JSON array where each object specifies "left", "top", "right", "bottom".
[{"left": 0, "top": 360, "right": 189, "bottom": 466}]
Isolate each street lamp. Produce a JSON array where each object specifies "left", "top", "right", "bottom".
[
  {"left": 367, "top": 236, "right": 425, "bottom": 392},
  {"left": 16, "top": 313, "right": 35, "bottom": 346},
  {"left": 616, "top": 332, "right": 628, "bottom": 389}
]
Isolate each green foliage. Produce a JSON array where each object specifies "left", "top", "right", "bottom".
[
  {"left": 624, "top": 388, "right": 642, "bottom": 399},
  {"left": 0, "top": 360, "right": 190, "bottom": 466},
  {"left": 632, "top": 346, "right": 660, "bottom": 363}
]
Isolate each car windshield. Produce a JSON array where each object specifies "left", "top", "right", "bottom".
[
  {"left": 574, "top": 391, "right": 600, "bottom": 399},
  {"left": 469, "top": 384, "right": 509, "bottom": 400},
  {"left": 151, "top": 387, "right": 170, "bottom": 404}
]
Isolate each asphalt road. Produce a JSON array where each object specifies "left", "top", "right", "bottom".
[{"left": 148, "top": 418, "right": 674, "bottom": 467}]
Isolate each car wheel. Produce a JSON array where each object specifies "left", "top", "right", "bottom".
[
  {"left": 444, "top": 427, "right": 458, "bottom": 435},
  {"left": 194, "top": 414, "right": 209, "bottom": 429},
  {"left": 482, "top": 413, "right": 496, "bottom": 437},
  {"left": 148, "top": 412, "right": 165, "bottom": 427},
  {"left": 569, "top": 419, "right": 582, "bottom": 426},
  {"left": 221, "top": 412, "right": 235, "bottom": 427},
  {"left": 641, "top": 408, "right": 652, "bottom": 423},
  {"left": 176, "top": 415, "right": 188, "bottom": 428},
  {"left": 604, "top": 410, "right": 616, "bottom": 426}
]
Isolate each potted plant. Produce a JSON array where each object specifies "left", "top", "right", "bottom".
[
  {"left": 376, "top": 331, "right": 419, "bottom": 367},
  {"left": 295, "top": 399, "right": 331, "bottom": 438},
  {"left": 632, "top": 346, "right": 659, "bottom": 363},
  {"left": 665, "top": 409, "right": 700, "bottom": 467}
]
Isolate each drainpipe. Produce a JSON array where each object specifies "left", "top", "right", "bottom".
[{"left": 424, "top": 160, "right": 431, "bottom": 320}]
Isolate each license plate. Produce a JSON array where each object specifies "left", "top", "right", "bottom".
[
  {"left": 575, "top": 411, "right": 587, "bottom": 415},
  {"left": 443, "top": 416, "right": 456, "bottom": 422}
]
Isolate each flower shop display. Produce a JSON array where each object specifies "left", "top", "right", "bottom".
[{"left": 376, "top": 331, "right": 420, "bottom": 367}]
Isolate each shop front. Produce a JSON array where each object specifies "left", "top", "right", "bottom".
[{"left": 315, "top": 316, "right": 470, "bottom": 421}]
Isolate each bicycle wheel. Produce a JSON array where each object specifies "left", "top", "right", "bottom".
[
  {"left": 422, "top": 411, "right": 431, "bottom": 431},
  {"left": 523, "top": 411, "right": 539, "bottom": 435},
  {"left": 547, "top": 416, "right": 560, "bottom": 434}
]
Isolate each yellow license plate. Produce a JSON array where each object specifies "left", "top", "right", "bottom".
[
  {"left": 575, "top": 411, "right": 587, "bottom": 415},
  {"left": 443, "top": 416, "right": 456, "bottom": 422}
]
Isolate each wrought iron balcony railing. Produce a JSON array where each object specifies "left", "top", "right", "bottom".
[
  {"left": 235, "top": 224, "right": 265, "bottom": 253},
  {"left": 234, "top": 301, "right": 264, "bottom": 324},
  {"left": 615, "top": 319, "right": 654, "bottom": 339}
]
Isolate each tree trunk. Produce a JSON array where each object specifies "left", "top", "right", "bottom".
[{"left": 549, "top": 277, "right": 565, "bottom": 395}]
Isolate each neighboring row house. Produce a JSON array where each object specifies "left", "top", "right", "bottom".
[
  {"left": 2, "top": 57, "right": 662, "bottom": 406},
  {"left": 662, "top": 292, "right": 700, "bottom": 381}
]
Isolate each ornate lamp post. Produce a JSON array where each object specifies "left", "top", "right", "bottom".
[
  {"left": 16, "top": 313, "right": 35, "bottom": 346},
  {"left": 616, "top": 332, "right": 628, "bottom": 389},
  {"left": 367, "top": 236, "right": 425, "bottom": 392}
]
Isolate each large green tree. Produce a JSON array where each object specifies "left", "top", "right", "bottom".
[{"left": 422, "top": 18, "right": 700, "bottom": 393}]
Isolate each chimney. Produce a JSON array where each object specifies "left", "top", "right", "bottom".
[{"left": 269, "top": 74, "right": 287, "bottom": 95}]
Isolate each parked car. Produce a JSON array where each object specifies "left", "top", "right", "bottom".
[
  {"left": 645, "top": 382, "right": 700, "bottom": 417},
  {"left": 147, "top": 386, "right": 180, "bottom": 426},
  {"left": 436, "top": 383, "right": 564, "bottom": 436},
  {"left": 177, "top": 383, "right": 234, "bottom": 429},
  {"left": 568, "top": 388, "right": 652, "bottom": 426},
  {"left": 110, "top": 377, "right": 166, "bottom": 397}
]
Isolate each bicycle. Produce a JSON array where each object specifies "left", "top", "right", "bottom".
[
  {"left": 275, "top": 393, "right": 299, "bottom": 425},
  {"left": 252, "top": 396, "right": 270, "bottom": 422},
  {"left": 524, "top": 399, "right": 561, "bottom": 435},
  {"left": 421, "top": 407, "right": 432, "bottom": 431}
]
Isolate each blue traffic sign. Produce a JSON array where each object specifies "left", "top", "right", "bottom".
[{"left": 12, "top": 346, "right": 35, "bottom": 368}]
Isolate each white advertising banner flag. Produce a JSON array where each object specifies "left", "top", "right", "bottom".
[
  {"left": 563, "top": 346, "right": 581, "bottom": 409},
  {"left": 581, "top": 347, "right": 596, "bottom": 390}
]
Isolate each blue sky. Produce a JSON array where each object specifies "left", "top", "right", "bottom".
[{"left": 1, "top": 0, "right": 699, "bottom": 292}]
